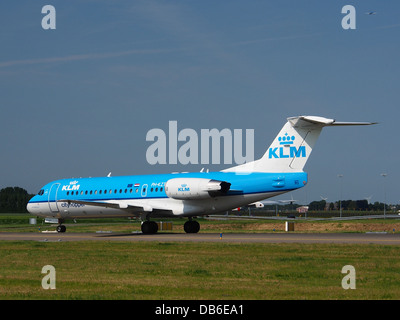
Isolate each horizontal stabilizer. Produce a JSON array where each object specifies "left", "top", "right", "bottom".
[{"left": 288, "top": 116, "right": 376, "bottom": 128}]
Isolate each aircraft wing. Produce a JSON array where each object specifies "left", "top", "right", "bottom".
[{"left": 57, "top": 199, "right": 172, "bottom": 215}]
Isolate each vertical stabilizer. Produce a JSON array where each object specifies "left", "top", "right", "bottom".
[{"left": 223, "top": 116, "right": 375, "bottom": 173}]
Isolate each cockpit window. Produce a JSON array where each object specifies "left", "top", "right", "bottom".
[{"left": 38, "top": 189, "right": 44, "bottom": 196}]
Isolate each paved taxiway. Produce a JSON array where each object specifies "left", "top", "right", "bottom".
[{"left": 1, "top": 232, "right": 400, "bottom": 245}]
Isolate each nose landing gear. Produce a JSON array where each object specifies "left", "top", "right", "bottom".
[
  {"left": 56, "top": 225, "right": 66, "bottom": 233},
  {"left": 56, "top": 219, "right": 66, "bottom": 233}
]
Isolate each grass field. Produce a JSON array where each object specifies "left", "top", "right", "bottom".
[
  {"left": 1, "top": 241, "right": 400, "bottom": 300},
  {"left": 1, "top": 214, "right": 400, "bottom": 300}
]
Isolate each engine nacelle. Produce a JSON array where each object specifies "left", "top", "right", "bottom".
[{"left": 165, "top": 178, "right": 231, "bottom": 200}]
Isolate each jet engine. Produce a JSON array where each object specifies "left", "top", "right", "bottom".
[{"left": 165, "top": 178, "right": 231, "bottom": 200}]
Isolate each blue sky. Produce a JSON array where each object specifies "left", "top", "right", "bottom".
[{"left": 0, "top": 1, "right": 399, "bottom": 205}]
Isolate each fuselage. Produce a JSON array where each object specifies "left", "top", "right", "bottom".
[{"left": 27, "top": 171, "right": 307, "bottom": 220}]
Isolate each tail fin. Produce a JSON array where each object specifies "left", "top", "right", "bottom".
[{"left": 223, "top": 116, "right": 375, "bottom": 173}]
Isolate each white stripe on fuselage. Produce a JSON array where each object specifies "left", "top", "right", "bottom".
[{"left": 28, "top": 191, "right": 286, "bottom": 219}]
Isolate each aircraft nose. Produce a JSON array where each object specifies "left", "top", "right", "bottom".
[
  {"left": 26, "top": 201, "right": 33, "bottom": 213},
  {"left": 27, "top": 197, "right": 39, "bottom": 214}
]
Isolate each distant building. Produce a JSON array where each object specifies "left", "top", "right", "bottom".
[{"left": 296, "top": 206, "right": 309, "bottom": 214}]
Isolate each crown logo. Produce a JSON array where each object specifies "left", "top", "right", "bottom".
[{"left": 278, "top": 133, "right": 295, "bottom": 145}]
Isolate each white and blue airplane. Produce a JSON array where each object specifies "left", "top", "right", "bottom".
[{"left": 27, "top": 116, "right": 374, "bottom": 233}]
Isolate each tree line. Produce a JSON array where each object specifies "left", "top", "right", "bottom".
[
  {"left": 308, "top": 199, "right": 391, "bottom": 211},
  {"left": 257, "top": 199, "right": 396, "bottom": 212},
  {"left": 0, "top": 187, "right": 35, "bottom": 213}
]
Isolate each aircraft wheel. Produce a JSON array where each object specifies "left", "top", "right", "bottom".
[
  {"left": 141, "top": 221, "right": 158, "bottom": 234},
  {"left": 150, "top": 221, "right": 158, "bottom": 234},
  {"left": 184, "top": 220, "right": 200, "bottom": 233},
  {"left": 56, "top": 225, "right": 66, "bottom": 233}
]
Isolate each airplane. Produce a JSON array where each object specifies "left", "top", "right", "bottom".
[
  {"left": 233, "top": 196, "right": 297, "bottom": 211},
  {"left": 230, "top": 197, "right": 298, "bottom": 219},
  {"left": 27, "top": 115, "right": 375, "bottom": 234}
]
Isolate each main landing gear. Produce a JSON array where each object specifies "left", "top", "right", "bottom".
[
  {"left": 141, "top": 220, "right": 158, "bottom": 234},
  {"left": 184, "top": 219, "right": 200, "bottom": 234},
  {"left": 141, "top": 219, "right": 200, "bottom": 234}
]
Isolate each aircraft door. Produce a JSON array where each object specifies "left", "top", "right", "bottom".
[
  {"left": 141, "top": 184, "right": 148, "bottom": 197},
  {"left": 48, "top": 183, "right": 60, "bottom": 213}
]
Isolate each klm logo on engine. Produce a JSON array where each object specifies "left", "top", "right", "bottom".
[
  {"left": 268, "top": 133, "right": 306, "bottom": 159},
  {"left": 178, "top": 184, "right": 190, "bottom": 192}
]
